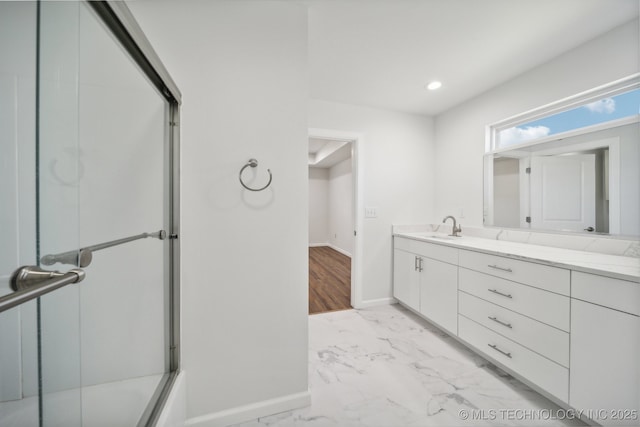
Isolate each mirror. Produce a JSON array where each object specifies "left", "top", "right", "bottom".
[{"left": 484, "top": 120, "right": 639, "bottom": 237}]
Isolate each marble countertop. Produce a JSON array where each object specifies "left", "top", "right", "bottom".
[{"left": 394, "top": 231, "right": 640, "bottom": 283}]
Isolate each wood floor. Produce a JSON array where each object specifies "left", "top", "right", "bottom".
[{"left": 309, "top": 246, "right": 352, "bottom": 315}]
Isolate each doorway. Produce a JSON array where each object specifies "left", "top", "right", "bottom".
[{"left": 307, "top": 128, "right": 363, "bottom": 314}]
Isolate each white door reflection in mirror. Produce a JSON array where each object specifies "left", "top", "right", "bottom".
[{"left": 530, "top": 154, "right": 596, "bottom": 233}]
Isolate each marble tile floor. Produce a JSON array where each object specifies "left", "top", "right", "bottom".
[{"left": 236, "top": 304, "right": 584, "bottom": 427}]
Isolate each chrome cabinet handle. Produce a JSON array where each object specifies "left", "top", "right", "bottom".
[
  {"left": 418, "top": 257, "right": 424, "bottom": 272},
  {"left": 488, "top": 316, "right": 512, "bottom": 329},
  {"left": 414, "top": 256, "right": 418, "bottom": 271},
  {"left": 488, "top": 264, "right": 513, "bottom": 273},
  {"left": 488, "top": 343, "right": 512, "bottom": 358},
  {"left": 488, "top": 288, "right": 513, "bottom": 299}
]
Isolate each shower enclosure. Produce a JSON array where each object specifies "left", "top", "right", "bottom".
[{"left": 0, "top": 1, "right": 181, "bottom": 425}]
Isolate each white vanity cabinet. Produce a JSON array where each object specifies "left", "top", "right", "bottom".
[
  {"left": 569, "top": 272, "right": 640, "bottom": 426},
  {"left": 419, "top": 256, "right": 458, "bottom": 334},
  {"left": 392, "top": 231, "right": 640, "bottom": 423},
  {"left": 392, "top": 247, "right": 421, "bottom": 311},
  {"left": 457, "top": 249, "right": 571, "bottom": 402},
  {"left": 393, "top": 237, "right": 458, "bottom": 334}
]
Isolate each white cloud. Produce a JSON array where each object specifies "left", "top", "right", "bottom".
[
  {"left": 499, "top": 125, "right": 550, "bottom": 147},
  {"left": 583, "top": 98, "right": 616, "bottom": 114}
]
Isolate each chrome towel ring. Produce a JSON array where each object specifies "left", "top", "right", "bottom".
[{"left": 239, "top": 158, "right": 272, "bottom": 192}]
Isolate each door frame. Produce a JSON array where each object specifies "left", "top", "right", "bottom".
[{"left": 308, "top": 128, "right": 364, "bottom": 309}]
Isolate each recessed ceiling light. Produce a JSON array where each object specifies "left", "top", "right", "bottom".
[{"left": 426, "top": 81, "right": 442, "bottom": 91}]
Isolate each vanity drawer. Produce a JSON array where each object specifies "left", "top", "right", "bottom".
[
  {"left": 458, "top": 291, "right": 569, "bottom": 367},
  {"left": 459, "top": 315, "right": 569, "bottom": 403},
  {"left": 394, "top": 237, "right": 458, "bottom": 264},
  {"left": 458, "top": 250, "right": 570, "bottom": 296},
  {"left": 572, "top": 271, "right": 640, "bottom": 316},
  {"left": 459, "top": 268, "right": 570, "bottom": 331}
]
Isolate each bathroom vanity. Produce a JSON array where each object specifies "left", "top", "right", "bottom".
[{"left": 392, "top": 229, "right": 640, "bottom": 426}]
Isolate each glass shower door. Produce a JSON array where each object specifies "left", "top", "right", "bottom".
[
  {"left": 2, "top": 1, "right": 178, "bottom": 425},
  {"left": 1, "top": 1, "right": 83, "bottom": 425},
  {"left": 38, "top": 1, "right": 171, "bottom": 426},
  {"left": 38, "top": 1, "right": 84, "bottom": 425}
]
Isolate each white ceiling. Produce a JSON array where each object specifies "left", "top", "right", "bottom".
[
  {"left": 308, "top": 137, "right": 352, "bottom": 168},
  {"left": 308, "top": 137, "right": 329, "bottom": 155},
  {"left": 307, "top": 0, "right": 639, "bottom": 116}
]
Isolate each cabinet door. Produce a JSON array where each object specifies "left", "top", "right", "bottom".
[
  {"left": 393, "top": 249, "right": 420, "bottom": 311},
  {"left": 420, "top": 258, "right": 458, "bottom": 334},
  {"left": 570, "top": 299, "right": 640, "bottom": 425}
]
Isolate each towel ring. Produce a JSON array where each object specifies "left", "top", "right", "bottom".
[{"left": 239, "top": 158, "right": 272, "bottom": 192}]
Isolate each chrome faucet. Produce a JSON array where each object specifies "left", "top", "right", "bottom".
[{"left": 443, "top": 215, "right": 462, "bottom": 237}]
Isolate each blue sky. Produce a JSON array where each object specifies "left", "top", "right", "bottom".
[
  {"left": 499, "top": 88, "right": 639, "bottom": 147},
  {"left": 526, "top": 88, "right": 640, "bottom": 134}
]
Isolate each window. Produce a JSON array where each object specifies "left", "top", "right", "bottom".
[{"left": 488, "top": 75, "right": 640, "bottom": 152}]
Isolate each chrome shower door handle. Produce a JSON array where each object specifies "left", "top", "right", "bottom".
[
  {"left": 10, "top": 265, "right": 86, "bottom": 292},
  {"left": 0, "top": 266, "right": 86, "bottom": 314}
]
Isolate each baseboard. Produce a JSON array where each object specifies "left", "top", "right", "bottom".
[
  {"left": 327, "top": 244, "right": 351, "bottom": 258},
  {"left": 357, "top": 297, "right": 397, "bottom": 309},
  {"left": 185, "top": 390, "right": 311, "bottom": 427},
  {"left": 308, "top": 243, "right": 352, "bottom": 258},
  {"left": 308, "top": 242, "right": 327, "bottom": 248}
]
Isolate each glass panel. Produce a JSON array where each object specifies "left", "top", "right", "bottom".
[
  {"left": 39, "top": 1, "right": 83, "bottom": 425},
  {"left": 2, "top": 1, "right": 171, "bottom": 425},
  {"left": 0, "top": 2, "right": 40, "bottom": 426},
  {"left": 497, "top": 88, "right": 640, "bottom": 149},
  {"left": 38, "top": 2, "right": 169, "bottom": 426},
  {"left": 74, "top": 3, "right": 168, "bottom": 424}
]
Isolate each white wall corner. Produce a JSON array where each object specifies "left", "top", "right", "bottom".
[{"left": 185, "top": 391, "right": 311, "bottom": 427}]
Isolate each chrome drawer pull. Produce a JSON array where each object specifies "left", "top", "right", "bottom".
[
  {"left": 488, "top": 316, "right": 512, "bottom": 329},
  {"left": 488, "top": 343, "right": 512, "bottom": 358},
  {"left": 488, "top": 264, "right": 513, "bottom": 273},
  {"left": 488, "top": 288, "right": 513, "bottom": 299}
]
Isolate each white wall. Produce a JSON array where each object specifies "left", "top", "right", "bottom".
[
  {"left": 128, "top": 1, "right": 309, "bottom": 424},
  {"left": 328, "top": 158, "right": 353, "bottom": 255},
  {"left": 492, "top": 158, "right": 520, "bottom": 228},
  {"left": 434, "top": 19, "right": 639, "bottom": 228},
  {"left": 308, "top": 167, "right": 329, "bottom": 245},
  {"left": 309, "top": 100, "right": 435, "bottom": 303},
  {"left": 309, "top": 158, "right": 354, "bottom": 256}
]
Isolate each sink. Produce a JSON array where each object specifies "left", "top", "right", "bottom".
[
  {"left": 429, "top": 234, "right": 459, "bottom": 240},
  {"left": 411, "top": 233, "right": 458, "bottom": 241}
]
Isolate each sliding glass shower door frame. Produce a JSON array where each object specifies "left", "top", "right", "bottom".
[{"left": 85, "top": 2, "right": 181, "bottom": 425}]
